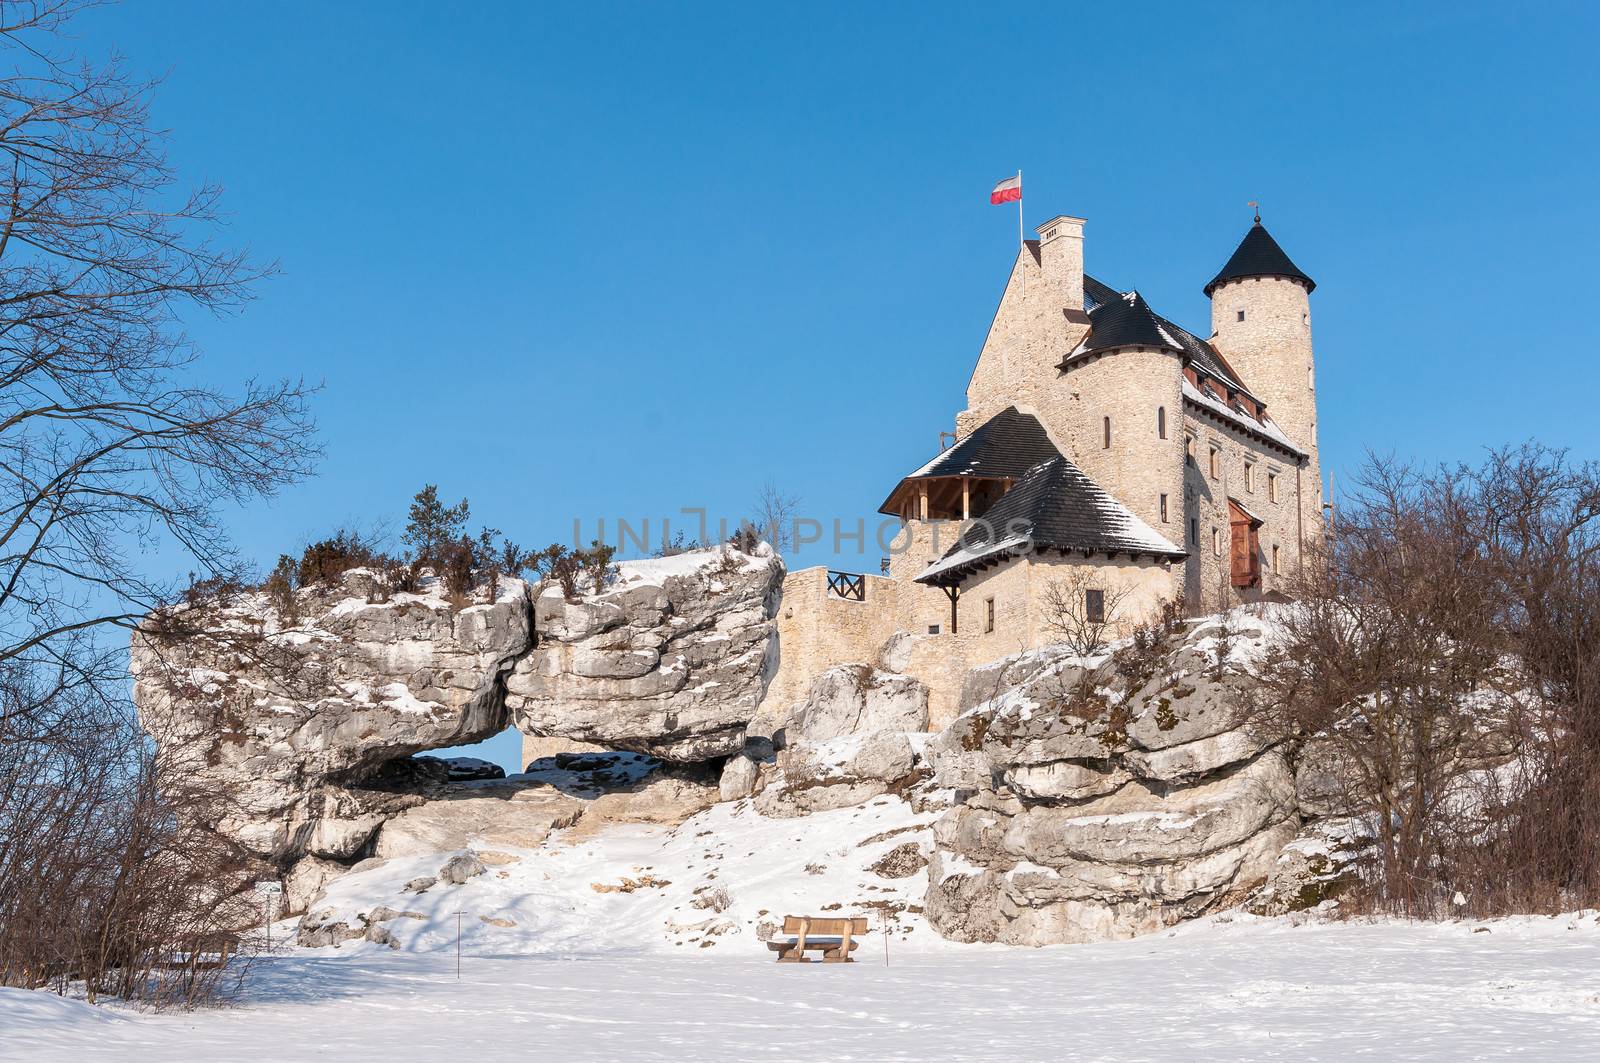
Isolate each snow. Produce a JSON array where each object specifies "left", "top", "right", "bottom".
[
  {"left": 610, "top": 544, "right": 775, "bottom": 589},
  {"left": 8, "top": 913, "right": 1600, "bottom": 1062},
  {"left": 1182, "top": 378, "right": 1302, "bottom": 454},
  {"left": 296, "top": 793, "right": 940, "bottom": 958},
  {"left": 916, "top": 532, "right": 1032, "bottom": 582},
  {"left": 376, "top": 682, "right": 442, "bottom": 715}
]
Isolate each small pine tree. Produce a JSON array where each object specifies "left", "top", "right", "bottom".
[
  {"left": 403, "top": 485, "right": 470, "bottom": 567},
  {"left": 265, "top": 554, "right": 299, "bottom": 622}
]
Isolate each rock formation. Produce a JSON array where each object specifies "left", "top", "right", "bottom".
[
  {"left": 133, "top": 545, "right": 781, "bottom": 910},
  {"left": 755, "top": 664, "right": 931, "bottom": 816},
  {"left": 132, "top": 570, "right": 532, "bottom": 865},
  {"left": 505, "top": 547, "right": 782, "bottom": 760},
  {"left": 923, "top": 612, "right": 1303, "bottom": 945}
]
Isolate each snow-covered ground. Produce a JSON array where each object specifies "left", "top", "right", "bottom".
[
  {"left": 6, "top": 787, "right": 1600, "bottom": 1061},
  {"left": 7, "top": 915, "right": 1600, "bottom": 1062}
]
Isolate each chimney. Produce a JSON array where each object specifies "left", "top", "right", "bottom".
[{"left": 1034, "top": 214, "right": 1086, "bottom": 314}]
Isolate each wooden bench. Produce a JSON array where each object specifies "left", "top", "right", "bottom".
[{"left": 766, "top": 915, "right": 868, "bottom": 963}]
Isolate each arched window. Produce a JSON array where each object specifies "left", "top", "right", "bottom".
[{"left": 1157, "top": 406, "right": 1167, "bottom": 439}]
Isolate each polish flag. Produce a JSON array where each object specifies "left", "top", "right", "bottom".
[{"left": 990, "top": 174, "right": 1022, "bottom": 204}]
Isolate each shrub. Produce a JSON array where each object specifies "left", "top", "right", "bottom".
[
  {"left": 297, "top": 529, "right": 379, "bottom": 587},
  {"left": 580, "top": 539, "right": 616, "bottom": 595}
]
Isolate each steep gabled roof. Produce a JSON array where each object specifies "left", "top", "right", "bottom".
[
  {"left": 1204, "top": 221, "right": 1316, "bottom": 296},
  {"left": 916, "top": 455, "right": 1185, "bottom": 586}
]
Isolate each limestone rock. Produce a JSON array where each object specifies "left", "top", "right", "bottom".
[
  {"left": 787, "top": 664, "right": 929, "bottom": 744},
  {"left": 926, "top": 608, "right": 1303, "bottom": 946},
  {"left": 718, "top": 753, "right": 762, "bottom": 801},
  {"left": 132, "top": 570, "right": 532, "bottom": 863},
  {"left": 869, "top": 842, "right": 928, "bottom": 879},
  {"left": 364, "top": 924, "right": 401, "bottom": 949},
  {"left": 283, "top": 854, "right": 347, "bottom": 916},
  {"left": 1003, "top": 760, "right": 1131, "bottom": 803},
  {"left": 295, "top": 908, "right": 368, "bottom": 949},
  {"left": 876, "top": 631, "right": 916, "bottom": 674},
  {"left": 757, "top": 667, "right": 931, "bottom": 816},
  {"left": 438, "top": 852, "right": 487, "bottom": 885},
  {"left": 373, "top": 781, "right": 583, "bottom": 859},
  {"left": 1245, "top": 817, "right": 1371, "bottom": 916},
  {"left": 506, "top": 545, "right": 783, "bottom": 761}
]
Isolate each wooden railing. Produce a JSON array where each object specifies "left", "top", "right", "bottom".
[{"left": 827, "top": 570, "right": 866, "bottom": 601}]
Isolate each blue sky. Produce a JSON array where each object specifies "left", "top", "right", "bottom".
[{"left": 76, "top": 2, "right": 1599, "bottom": 768}]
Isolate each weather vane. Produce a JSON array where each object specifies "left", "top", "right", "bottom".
[{"left": 1248, "top": 199, "right": 1260, "bottom": 223}]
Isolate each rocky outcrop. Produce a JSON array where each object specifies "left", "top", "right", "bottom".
[
  {"left": 756, "top": 665, "right": 930, "bottom": 816},
  {"left": 134, "top": 546, "right": 783, "bottom": 894},
  {"left": 506, "top": 546, "right": 783, "bottom": 761},
  {"left": 924, "top": 611, "right": 1301, "bottom": 946},
  {"left": 133, "top": 571, "right": 532, "bottom": 864}
]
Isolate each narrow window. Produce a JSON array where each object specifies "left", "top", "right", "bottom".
[
  {"left": 984, "top": 597, "right": 995, "bottom": 634},
  {"left": 1268, "top": 472, "right": 1278, "bottom": 503},
  {"left": 1208, "top": 446, "right": 1220, "bottom": 480},
  {"left": 1159, "top": 493, "right": 1169, "bottom": 523},
  {"left": 1085, "top": 589, "right": 1106, "bottom": 625},
  {"left": 1103, "top": 416, "right": 1112, "bottom": 449},
  {"left": 1244, "top": 461, "right": 1255, "bottom": 492},
  {"left": 1190, "top": 517, "right": 1198, "bottom": 545},
  {"left": 1157, "top": 406, "right": 1167, "bottom": 439},
  {"left": 1271, "top": 544, "right": 1280, "bottom": 571},
  {"left": 1185, "top": 435, "right": 1195, "bottom": 466},
  {"left": 1236, "top": 309, "right": 1246, "bottom": 322},
  {"left": 1211, "top": 527, "right": 1220, "bottom": 556}
]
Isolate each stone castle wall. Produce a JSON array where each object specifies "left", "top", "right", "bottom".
[
  {"left": 753, "top": 566, "right": 906, "bottom": 727},
  {"left": 1208, "top": 275, "right": 1323, "bottom": 549},
  {"left": 1183, "top": 408, "right": 1309, "bottom": 611},
  {"left": 1031, "top": 347, "right": 1188, "bottom": 543},
  {"left": 757, "top": 549, "right": 1179, "bottom": 734}
]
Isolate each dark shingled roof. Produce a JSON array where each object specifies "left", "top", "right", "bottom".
[
  {"left": 916, "top": 453, "right": 1185, "bottom": 586},
  {"left": 1076, "top": 289, "right": 1181, "bottom": 357},
  {"left": 1204, "top": 221, "right": 1315, "bottom": 296},
  {"left": 1078, "top": 273, "right": 1251, "bottom": 394},
  {"left": 881, "top": 406, "right": 1059, "bottom": 508}
]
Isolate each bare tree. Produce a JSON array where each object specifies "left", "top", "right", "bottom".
[
  {"left": 1253, "top": 448, "right": 1600, "bottom": 918},
  {"left": 1040, "top": 567, "right": 1132, "bottom": 656},
  {"left": 749, "top": 480, "right": 800, "bottom": 555},
  {"left": 0, "top": 3, "right": 317, "bottom": 1002}
]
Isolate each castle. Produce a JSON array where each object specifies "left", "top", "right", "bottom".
[{"left": 763, "top": 209, "right": 1323, "bottom": 726}]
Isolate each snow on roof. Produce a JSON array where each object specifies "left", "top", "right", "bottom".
[
  {"left": 1182, "top": 378, "right": 1304, "bottom": 456},
  {"left": 917, "top": 532, "right": 1033, "bottom": 583}
]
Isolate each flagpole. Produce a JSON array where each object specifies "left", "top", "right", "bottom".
[
  {"left": 1017, "top": 169, "right": 1024, "bottom": 297},
  {"left": 1017, "top": 169, "right": 1023, "bottom": 251}
]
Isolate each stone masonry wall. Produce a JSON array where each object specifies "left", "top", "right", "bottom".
[
  {"left": 753, "top": 566, "right": 906, "bottom": 732},
  {"left": 1029, "top": 346, "right": 1188, "bottom": 543},
  {"left": 1208, "top": 275, "right": 1323, "bottom": 551},
  {"left": 1183, "top": 408, "right": 1307, "bottom": 611}
]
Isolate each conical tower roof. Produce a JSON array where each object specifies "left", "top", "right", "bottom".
[{"left": 1204, "top": 221, "right": 1315, "bottom": 296}]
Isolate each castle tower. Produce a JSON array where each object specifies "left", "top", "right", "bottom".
[{"left": 1205, "top": 218, "right": 1322, "bottom": 558}]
